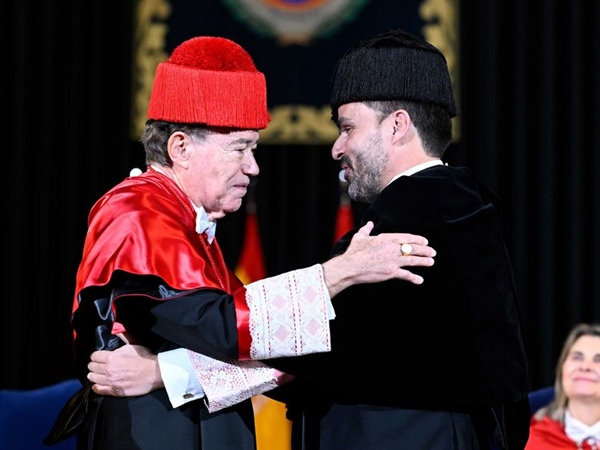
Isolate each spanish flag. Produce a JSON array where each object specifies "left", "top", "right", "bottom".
[
  {"left": 333, "top": 181, "right": 354, "bottom": 243},
  {"left": 235, "top": 198, "right": 292, "bottom": 450}
]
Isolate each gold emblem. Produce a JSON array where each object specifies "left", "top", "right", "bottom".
[{"left": 222, "top": 0, "right": 369, "bottom": 46}]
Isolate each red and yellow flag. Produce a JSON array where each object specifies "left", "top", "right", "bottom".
[
  {"left": 333, "top": 184, "right": 354, "bottom": 243},
  {"left": 234, "top": 202, "right": 292, "bottom": 450}
]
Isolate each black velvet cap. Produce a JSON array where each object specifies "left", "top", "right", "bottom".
[{"left": 331, "top": 29, "right": 457, "bottom": 120}]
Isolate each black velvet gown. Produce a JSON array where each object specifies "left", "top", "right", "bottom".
[{"left": 266, "top": 165, "right": 532, "bottom": 450}]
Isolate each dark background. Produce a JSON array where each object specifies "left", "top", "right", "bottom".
[{"left": 4, "top": 0, "right": 599, "bottom": 393}]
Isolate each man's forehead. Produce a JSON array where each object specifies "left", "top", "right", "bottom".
[
  {"left": 337, "top": 102, "right": 377, "bottom": 124},
  {"left": 210, "top": 129, "right": 260, "bottom": 145}
]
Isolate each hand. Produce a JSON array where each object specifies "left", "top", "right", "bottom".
[
  {"left": 274, "top": 369, "right": 295, "bottom": 386},
  {"left": 323, "top": 221, "right": 436, "bottom": 297},
  {"left": 87, "top": 344, "right": 163, "bottom": 397}
]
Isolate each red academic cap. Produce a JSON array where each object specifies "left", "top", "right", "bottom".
[{"left": 147, "top": 36, "right": 271, "bottom": 129}]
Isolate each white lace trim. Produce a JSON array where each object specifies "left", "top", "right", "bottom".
[
  {"left": 187, "top": 351, "right": 279, "bottom": 413},
  {"left": 245, "top": 264, "right": 331, "bottom": 359}
]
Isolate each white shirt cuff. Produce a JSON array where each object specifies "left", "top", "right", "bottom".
[{"left": 157, "top": 348, "right": 205, "bottom": 408}]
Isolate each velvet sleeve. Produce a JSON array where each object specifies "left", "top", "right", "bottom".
[{"left": 150, "top": 290, "right": 241, "bottom": 360}]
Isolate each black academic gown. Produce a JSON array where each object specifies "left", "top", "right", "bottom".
[
  {"left": 69, "top": 283, "right": 257, "bottom": 450},
  {"left": 54, "top": 170, "right": 258, "bottom": 450},
  {"left": 267, "top": 165, "right": 532, "bottom": 450}
]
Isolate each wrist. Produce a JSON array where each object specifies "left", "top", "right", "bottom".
[
  {"left": 322, "top": 257, "right": 352, "bottom": 298},
  {"left": 150, "top": 354, "right": 164, "bottom": 389}
]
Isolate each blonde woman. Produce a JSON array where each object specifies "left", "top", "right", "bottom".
[{"left": 526, "top": 323, "right": 600, "bottom": 449}]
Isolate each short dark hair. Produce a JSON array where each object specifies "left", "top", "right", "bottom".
[{"left": 365, "top": 100, "right": 452, "bottom": 158}]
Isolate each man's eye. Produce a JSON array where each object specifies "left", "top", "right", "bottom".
[{"left": 235, "top": 147, "right": 256, "bottom": 154}]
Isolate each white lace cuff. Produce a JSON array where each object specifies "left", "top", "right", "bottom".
[
  {"left": 245, "top": 264, "right": 332, "bottom": 359},
  {"left": 187, "top": 351, "right": 280, "bottom": 413}
]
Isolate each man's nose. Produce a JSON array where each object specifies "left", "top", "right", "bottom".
[
  {"left": 242, "top": 154, "right": 260, "bottom": 176},
  {"left": 331, "top": 136, "right": 345, "bottom": 160}
]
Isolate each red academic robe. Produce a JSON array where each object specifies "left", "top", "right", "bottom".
[
  {"left": 68, "top": 168, "right": 256, "bottom": 450},
  {"left": 525, "top": 416, "right": 598, "bottom": 450}
]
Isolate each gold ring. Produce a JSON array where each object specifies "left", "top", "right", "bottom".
[{"left": 401, "top": 243, "right": 413, "bottom": 256}]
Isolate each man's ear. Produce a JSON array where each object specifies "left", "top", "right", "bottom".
[
  {"left": 391, "top": 109, "right": 411, "bottom": 142},
  {"left": 167, "top": 131, "right": 190, "bottom": 168},
  {"left": 393, "top": 110, "right": 411, "bottom": 132}
]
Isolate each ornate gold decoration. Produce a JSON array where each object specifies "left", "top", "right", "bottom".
[
  {"left": 420, "top": 0, "right": 461, "bottom": 141},
  {"left": 131, "top": 0, "right": 460, "bottom": 144},
  {"left": 221, "top": 0, "right": 369, "bottom": 47},
  {"left": 259, "top": 105, "right": 338, "bottom": 145},
  {"left": 130, "top": 0, "right": 171, "bottom": 141}
]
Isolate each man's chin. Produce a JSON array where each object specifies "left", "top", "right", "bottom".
[{"left": 224, "top": 200, "right": 244, "bottom": 215}]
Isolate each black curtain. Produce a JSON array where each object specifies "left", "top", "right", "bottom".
[
  {"left": 4, "top": 0, "right": 599, "bottom": 393},
  {"left": 458, "top": 0, "right": 600, "bottom": 388},
  {"left": 5, "top": 1, "right": 137, "bottom": 387}
]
